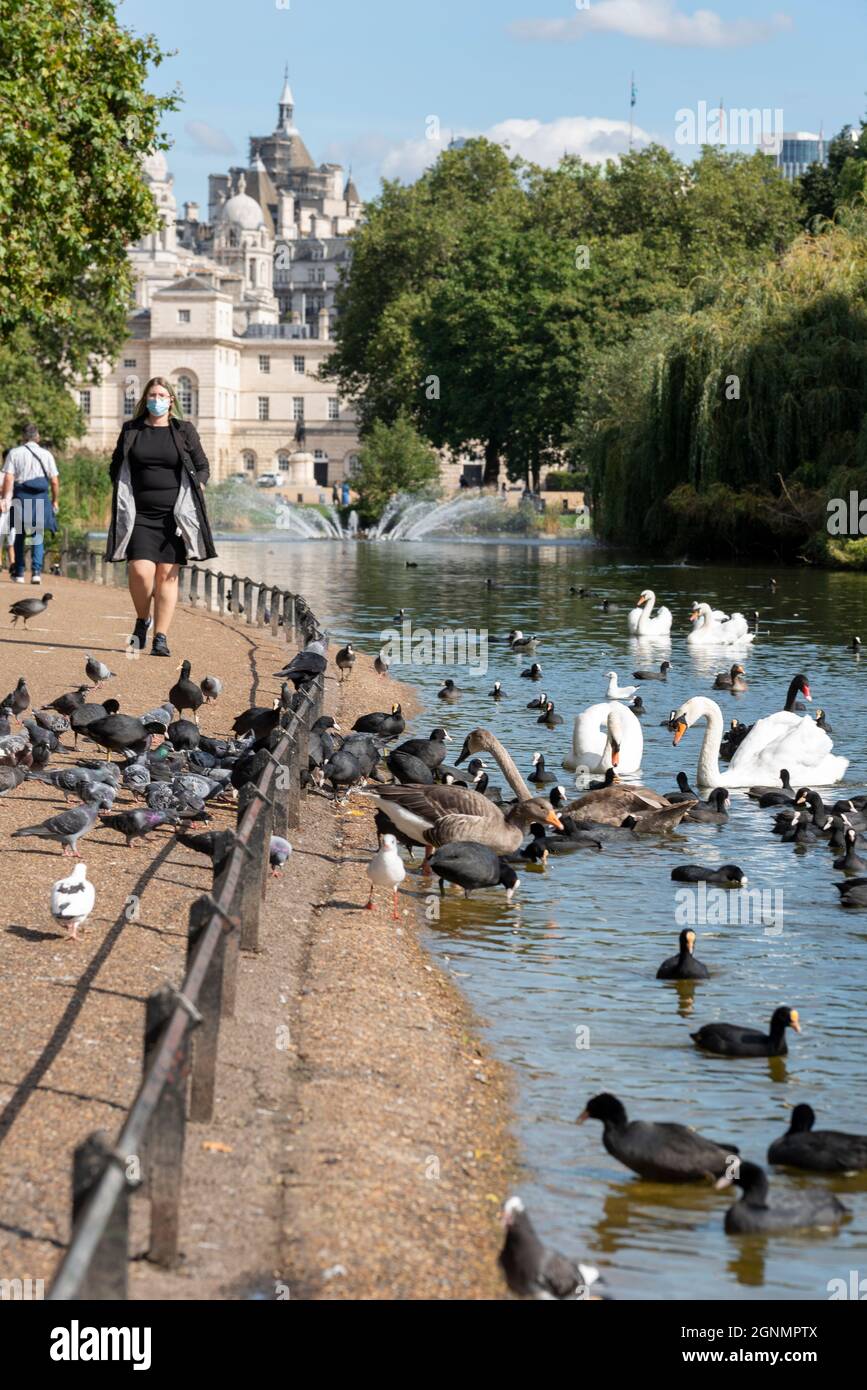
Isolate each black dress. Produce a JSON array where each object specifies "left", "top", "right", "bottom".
[{"left": 126, "top": 423, "right": 187, "bottom": 564}]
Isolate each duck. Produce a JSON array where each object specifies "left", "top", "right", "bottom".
[
  {"left": 569, "top": 585, "right": 597, "bottom": 598},
  {"left": 364, "top": 833, "right": 406, "bottom": 919},
  {"left": 767, "top": 1104, "right": 867, "bottom": 1173},
  {"left": 834, "top": 828, "right": 867, "bottom": 874},
  {"left": 748, "top": 769, "right": 794, "bottom": 805},
  {"left": 669, "top": 695, "right": 847, "bottom": 787},
  {"left": 520, "top": 662, "right": 543, "bottom": 680},
  {"left": 489, "top": 681, "right": 506, "bottom": 700},
  {"left": 498, "top": 1196, "right": 606, "bottom": 1301},
  {"left": 577, "top": 1093, "right": 738, "bottom": 1182},
  {"left": 716, "top": 1161, "right": 848, "bottom": 1235},
  {"left": 537, "top": 700, "right": 563, "bottom": 727},
  {"left": 671, "top": 863, "right": 747, "bottom": 886},
  {"left": 563, "top": 701, "right": 643, "bottom": 775},
  {"left": 691, "top": 1005, "right": 800, "bottom": 1057},
  {"left": 429, "top": 841, "right": 520, "bottom": 899},
  {"left": 686, "top": 788, "right": 730, "bottom": 824},
  {"left": 629, "top": 695, "right": 646, "bottom": 716},
  {"left": 688, "top": 603, "right": 755, "bottom": 646},
  {"left": 656, "top": 929, "right": 709, "bottom": 980},
  {"left": 633, "top": 661, "right": 671, "bottom": 681},
  {"left": 363, "top": 728, "right": 563, "bottom": 854},
  {"left": 605, "top": 671, "right": 638, "bottom": 701},
  {"left": 438, "top": 679, "right": 461, "bottom": 701},
  {"left": 713, "top": 663, "right": 748, "bottom": 692},
  {"left": 529, "top": 752, "right": 555, "bottom": 785},
  {"left": 627, "top": 589, "right": 673, "bottom": 637}
]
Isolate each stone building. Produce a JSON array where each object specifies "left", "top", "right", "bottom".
[{"left": 76, "top": 72, "right": 363, "bottom": 492}]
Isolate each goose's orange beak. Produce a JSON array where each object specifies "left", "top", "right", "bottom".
[
  {"left": 672, "top": 719, "right": 688, "bottom": 746},
  {"left": 545, "top": 810, "right": 564, "bottom": 830}
]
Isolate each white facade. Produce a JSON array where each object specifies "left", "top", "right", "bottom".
[{"left": 77, "top": 75, "right": 363, "bottom": 488}]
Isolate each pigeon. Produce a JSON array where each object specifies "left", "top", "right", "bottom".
[
  {"left": 12, "top": 795, "right": 102, "bottom": 856},
  {"left": 139, "top": 702, "right": 176, "bottom": 732},
  {"left": 50, "top": 862, "right": 96, "bottom": 941},
  {"left": 9, "top": 593, "right": 53, "bottom": 627},
  {"left": 335, "top": 644, "right": 356, "bottom": 681},
  {"left": 100, "top": 808, "right": 179, "bottom": 846},
  {"left": 269, "top": 836, "right": 292, "bottom": 876},
  {"left": 174, "top": 829, "right": 219, "bottom": 857},
  {"left": 168, "top": 661, "right": 204, "bottom": 722},
  {"left": 1, "top": 677, "right": 30, "bottom": 720},
  {"left": 30, "top": 766, "right": 118, "bottom": 804},
  {"left": 0, "top": 705, "right": 13, "bottom": 736},
  {"left": 374, "top": 655, "right": 389, "bottom": 677},
  {"left": 200, "top": 676, "right": 222, "bottom": 703},
  {"left": 498, "top": 1197, "right": 606, "bottom": 1301},
  {"left": 365, "top": 833, "right": 406, "bottom": 918},
  {"left": 273, "top": 645, "right": 327, "bottom": 689},
  {"left": 0, "top": 765, "right": 27, "bottom": 795},
  {"left": 85, "top": 654, "right": 116, "bottom": 688},
  {"left": 309, "top": 715, "right": 341, "bottom": 769},
  {"left": 0, "top": 731, "right": 32, "bottom": 765},
  {"left": 45, "top": 684, "right": 90, "bottom": 717},
  {"left": 31, "top": 709, "right": 70, "bottom": 738}
]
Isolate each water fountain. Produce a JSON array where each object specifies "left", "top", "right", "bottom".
[{"left": 370, "top": 491, "right": 519, "bottom": 540}]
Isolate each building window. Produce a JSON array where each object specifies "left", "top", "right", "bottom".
[
  {"left": 348, "top": 454, "right": 361, "bottom": 476},
  {"left": 79, "top": 390, "right": 92, "bottom": 416},
  {"left": 328, "top": 397, "right": 340, "bottom": 421},
  {"left": 178, "top": 309, "right": 191, "bottom": 323},
  {"left": 258, "top": 354, "right": 271, "bottom": 374},
  {"left": 242, "top": 451, "right": 256, "bottom": 473},
  {"left": 123, "top": 358, "right": 137, "bottom": 368},
  {"left": 277, "top": 452, "right": 290, "bottom": 470},
  {"left": 314, "top": 449, "right": 329, "bottom": 461},
  {"left": 293, "top": 397, "right": 304, "bottom": 422},
  {"left": 293, "top": 355, "right": 305, "bottom": 374},
  {"left": 123, "top": 393, "right": 134, "bottom": 418},
  {"left": 175, "top": 375, "right": 196, "bottom": 416},
  {"left": 258, "top": 396, "right": 270, "bottom": 421}
]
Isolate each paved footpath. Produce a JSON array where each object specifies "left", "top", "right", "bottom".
[{"left": 0, "top": 574, "right": 517, "bottom": 1300}]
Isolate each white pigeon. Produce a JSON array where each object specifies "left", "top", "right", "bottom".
[
  {"left": 51, "top": 861, "right": 96, "bottom": 941},
  {"left": 605, "top": 671, "right": 638, "bottom": 700},
  {"left": 365, "top": 833, "right": 406, "bottom": 919}
]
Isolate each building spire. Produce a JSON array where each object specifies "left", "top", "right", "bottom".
[{"left": 278, "top": 64, "right": 296, "bottom": 134}]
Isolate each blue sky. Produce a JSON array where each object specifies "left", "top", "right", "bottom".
[{"left": 120, "top": 0, "right": 867, "bottom": 208}]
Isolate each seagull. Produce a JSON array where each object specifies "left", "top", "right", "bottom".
[
  {"left": 269, "top": 836, "right": 292, "bottom": 876},
  {"left": 85, "top": 654, "right": 116, "bottom": 688},
  {"left": 51, "top": 862, "right": 96, "bottom": 941},
  {"left": 365, "top": 833, "right": 406, "bottom": 919},
  {"left": 498, "top": 1197, "right": 606, "bottom": 1301},
  {"left": 605, "top": 671, "right": 638, "bottom": 700}
]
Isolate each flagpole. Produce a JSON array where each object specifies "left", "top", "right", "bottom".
[{"left": 629, "top": 70, "right": 635, "bottom": 150}]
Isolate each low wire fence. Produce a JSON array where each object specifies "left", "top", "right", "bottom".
[{"left": 47, "top": 547, "right": 325, "bottom": 1299}]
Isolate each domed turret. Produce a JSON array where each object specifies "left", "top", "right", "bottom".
[{"left": 220, "top": 172, "right": 265, "bottom": 230}]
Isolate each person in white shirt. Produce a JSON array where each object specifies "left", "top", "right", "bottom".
[{"left": 0, "top": 424, "right": 60, "bottom": 583}]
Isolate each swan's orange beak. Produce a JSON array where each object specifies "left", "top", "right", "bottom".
[
  {"left": 636, "top": 594, "right": 647, "bottom": 606},
  {"left": 790, "top": 1009, "right": 801, "bottom": 1033},
  {"left": 689, "top": 611, "right": 698, "bottom": 622},
  {"left": 672, "top": 718, "right": 688, "bottom": 746},
  {"left": 545, "top": 810, "right": 564, "bottom": 829},
  {"left": 610, "top": 742, "right": 620, "bottom": 766}
]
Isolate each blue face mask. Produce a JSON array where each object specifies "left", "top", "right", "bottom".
[{"left": 146, "top": 398, "right": 170, "bottom": 416}]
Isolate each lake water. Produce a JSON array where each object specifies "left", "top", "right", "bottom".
[{"left": 209, "top": 535, "right": 867, "bottom": 1301}]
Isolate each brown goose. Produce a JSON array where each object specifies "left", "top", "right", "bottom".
[
  {"left": 565, "top": 783, "right": 696, "bottom": 828},
  {"left": 361, "top": 727, "right": 562, "bottom": 852}
]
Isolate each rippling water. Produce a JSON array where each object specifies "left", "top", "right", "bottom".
[{"left": 210, "top": 536, "right": 867, "bottom": 1300}]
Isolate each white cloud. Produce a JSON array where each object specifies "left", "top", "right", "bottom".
[
  {"left": 510, "top": 1, "right": 793, "bottom": 48},
  {"left": 184, "top": 120, "right": 237, "bottom": 156},
  {"left": 377, "top": 115, "right": 652, "bottom": 184}
]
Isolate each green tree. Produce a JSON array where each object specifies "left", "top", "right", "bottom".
[
  {"left": 0, "top": 0, "right": 177, "bottom": 410},
  {"left": 352, "top": 413, "right": 441, "bottom": 523}
]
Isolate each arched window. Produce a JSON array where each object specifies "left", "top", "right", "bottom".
[
  {"left": 174, "top": 374, "right": 197, "bottom": 417},
  {"left": 348, "top": 454, "right": 361, "bottom": 476},
  {"left": 249, "top": 259, "right": 257, "bottom": 286},
  {"left": 277, "top": 452, "right": 290, "bottom": 470},
  {"left": 242, "top": 451, "right": 256, "bottom": 473}
]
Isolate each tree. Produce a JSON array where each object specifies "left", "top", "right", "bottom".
[
  {"left": 352, "top": 414, "right": 441, "bottom": 523},
  {"left": 0, "top": 328, "right": 84, "bottom": 450},
  {"left": 0, "top": 0, "right": 177, "bottom": 402}
]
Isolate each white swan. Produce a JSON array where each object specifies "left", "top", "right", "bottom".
[
  {"left": 687, "top": 602, "right": 755, "bottom": 646},
  {"left": 628, "top": 589, "right": 673, "bottom": 637},
  {"left": 605, "top": 671, "right": 638, "bottom": 700},
  {"left": 563, "top": 701, "right": 643, "bottom": 774},
  {"left": 671, "top": 696, "right": 848, "bottom": 787}
]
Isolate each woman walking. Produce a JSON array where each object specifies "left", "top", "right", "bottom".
[
  {"left": 1, "top": 424, "right": 59, "bottom": 583},
  {"left": 105, "top": 378, "right": 217, "bottom": 656}
]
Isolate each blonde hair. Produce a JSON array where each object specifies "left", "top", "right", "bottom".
[{"left": 132, "top": 376, "right": 184, "bottom": 421}]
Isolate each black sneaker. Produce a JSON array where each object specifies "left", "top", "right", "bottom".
[
  {"left": 131, "top": 617, "right": 151, "bottom": 650},
  {"left": 151, "top": 632, "right": 171, "bottom": 657}
]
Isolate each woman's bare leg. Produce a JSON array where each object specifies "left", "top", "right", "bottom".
[
  {"left": 153, "top": 563, "right": 180, "bottom": 634},
  {"left": 128, "top": 559, "right": 156, "bottom": 619}
]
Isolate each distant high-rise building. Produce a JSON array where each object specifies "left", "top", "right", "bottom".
[{"left": 759, "top": 130, "right": 827, "bottom": 181}]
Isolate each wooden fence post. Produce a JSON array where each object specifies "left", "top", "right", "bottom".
[
  {"left": 235, "top": 774, "right": 271, "bottom": 952},
  {"left": 216, "top": 573, "right": 226, "bottom": 615},
  {"left": 72, "top": 1132, "right": 130, "bottom": 1299},
  {"left": 244, "top": 578, "right": 254, "bottom": 625},
  {"left": 142, "top": 987, "right": 191, "bottom": 1267},
  {"left": 256, "top": 585, "right": 268, "bottom": 628},
  {"left": 189, "top": 566, "right": 200, "bottom": 607},
  {"left": 230, "top": 575, "right": 241, "bottom": 619},
  {"left": 212, "top": 830, "right": 244, "bottom": 1018},
  {"left": 186, "top": 897, "right": 227, "bottom": 1124},
  {"left": 270, "top": 588, "right": 281, "bottom": 637},
  {"left": 204, "top": 570, "right": 214, "bottom": 613}
]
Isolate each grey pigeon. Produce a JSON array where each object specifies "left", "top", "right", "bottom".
[
  {"left": 269, "top": 836, "right": 292, "bottom": 876},
  {"left": 9, "top": 593, "right": 53, "bottom": 627},
  {"left": 121, "top": 757, "right": 151, "bottom": 791},
  {"left": 140, "top": 702, "right": 176, "bottom": 732},
  {"left": 0, "top": 765, "right": 27, "bottom": 795},
  {"left": 498, "top": 1197, "right": 607, "bottom": 1301},
  {"left": 100, "top": 807, "right": 179, "bottom": 846},
  {"left": 30, "top": 766, "right": 115, "bottom": 802},
  {"left": 45, "top": 685, "right": 89, "bottom": 717},
  {"left": 200, "top": 676, "right": 222, "bottom": 703},
  {"left": 12, "top": 796, "right": 102, "bottom": 856},
  {"left": 32, "top": 709, "right": 70, "bottom": 737},
  {"left": 73, "top": 760, "right": 122, "bottom": 787},
  {"left": 85, "top": 654, "right": 117, "bottom": 688},
  {"left": 1, "top": 678, "right": 30, "bottom": 719}
]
